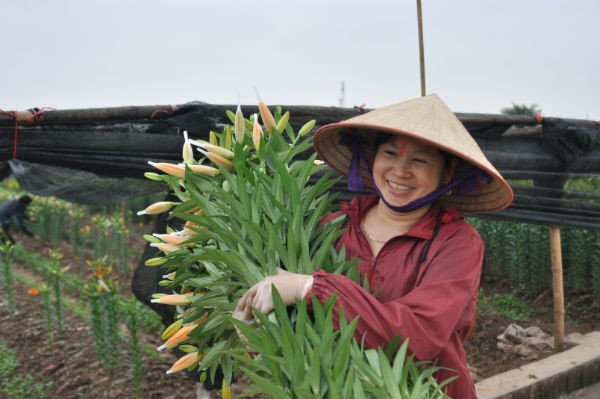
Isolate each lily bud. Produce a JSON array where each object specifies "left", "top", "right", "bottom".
[
  {"left": 150, "top": 293, "right": 193, "bottom": 306},
  {"left": 162, "top": 271, "right": 176, "bottom": 281},
  {"left": 137, "top": 201, "right": 176, "bottom": 216},
  {"left": 161, "top": 318, "right": 184, "bottom": 340},
  {"left": 187, "top": 164, "right": 221, "bottom": 177},
  {"left": 209, "top": 131, "right": 218, "bottom": 146},
  {"left": 153, "top": 233, "right": 190, "bottom": 246},
  {"left": 252, "top": 114, "right": 262, "bottom": 150},
  {"left": 189, "top": 140, "right": 234, "bottom": 159},
  {"left": 166, "top": 352, "right": 202, "bottom": 374},
  {"left": 148, "top": 161, "right": 186, "bottom": 178},
  {"left": 179, "top": 227, "right": 200, "bottom": 237},
  {"left": 143, "top": 172, "right": 163, "bottom": 181},
  {"left": 182, "top": 131, "right": 194, "bottom": 164},
  {"left": 158, "top": 324, "right": 197, "bottom": 350},
  {"left": 224, "top": 125, "right": 232, "bottom": 150},
  {"left": 234, "top": 105, "right": 245, "bottom": 143},
  {"left": 198, "top": 149, "right": 235, "bottom": 171},
  {"left": 298, "top": 119, "right": 316, "bottom": 136},
  {"left": 145, "top": 257, "right": 167, "bottom": 267},
  {"left": 178, "top": 344, "right": 198, "bottom": 353},
  {"left": 258, "top": 101, "right": 276, "bottom": 134},
  {"left": 150, "top": 242, "right": 184, "bottom": 254},
  {"left": 276, "top": 111, "right": 290, "bottom": 133}
]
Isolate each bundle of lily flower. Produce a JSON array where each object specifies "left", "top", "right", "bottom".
[{"left": 142, "top": 102, "right": 449, "bottom": 399}]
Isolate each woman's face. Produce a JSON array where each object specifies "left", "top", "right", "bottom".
[{"left": 373, "top": 135, "right": 452, "bottom": 209}]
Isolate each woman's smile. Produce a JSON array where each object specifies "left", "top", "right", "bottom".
[{"left": 373, "top": 135, "right": 448, "bottom": 209}]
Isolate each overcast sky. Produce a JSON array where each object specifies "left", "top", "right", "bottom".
[{"left": 2, "top": 0, "right": 598, "bottom": 120}]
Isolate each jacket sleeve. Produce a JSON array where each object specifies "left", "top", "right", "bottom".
[
  {"left": 15, "top": 210, "right": 34, "bottom": 236},
  {"left": 309, "top": 224, "right": 483, "bottom": 361}
]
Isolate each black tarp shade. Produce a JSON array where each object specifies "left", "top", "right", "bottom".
[{"left": 1, "top": 102, "right": 599, "bottom": 229}]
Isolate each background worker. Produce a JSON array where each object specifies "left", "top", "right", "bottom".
[{"left": 0, "top": 194, "right": 39, "bottom": 244}]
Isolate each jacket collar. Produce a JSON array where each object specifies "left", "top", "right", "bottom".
[{"left": 342, "top": 194, "right": 464, "bottom": 240}]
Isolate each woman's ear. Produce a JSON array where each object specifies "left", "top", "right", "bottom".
[{"left": 442, "top": 158, "right": 458, "bottom": 184}]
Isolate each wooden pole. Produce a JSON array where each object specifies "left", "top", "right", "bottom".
[
  {"left": 416, "top": 0, "right": 426, "bottom": 96},
  {"left": 549, "top": 226, "right": 565, "bottom": 351}
]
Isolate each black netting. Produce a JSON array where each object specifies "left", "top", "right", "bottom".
[
  {"left": 8, "top": 159, "right": 163, "bottom": 205},
  {"left": 1, "top": 103, "right": 599, "bottom": 229}
]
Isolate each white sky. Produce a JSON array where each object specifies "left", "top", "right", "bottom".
[{"left": 2, "top": 0, "right": 599, "bottom": 120}]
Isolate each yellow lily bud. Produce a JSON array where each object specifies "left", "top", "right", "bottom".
[
  {"left": 148, "top": 161, "right": 186, "bottom": 178},
  {"left": 179, "top": 227, "right": 200, "bottom": 237},
  {"left": 162, "top": 271, "right": 176, "bottom": 281},
  {"left": 166, "top": 351, "right": 200, "bottom": 374},
  {"left": 187, "top": 164, "right": 221, "bottom": 177},
  {"left": 191, "top": 312, "right": 209, "bottom": 325},
  {"left": 182, "top": 131, "right": 194, "bottom": 164},
  {"left": 150, "top": 242, "right": 184, "bottom": 254},
  {"left": 153, "top": 233, "right": 190, "bottom": 246},
  {"left": 137, "top": 201, "right": 176, "bottom": 216},
  {"left": 161, "top": 318, "right": 184, "bottom": 340},
  {"left": 151, "top": 293, "right": 193, "bottom": 306},
  {"left": 252, "top": 114, "right": 262, "bottom": 150},
  {"left": 189, "top": 140, "right": 234, "bottom": 159},
  {"left": 298, "top": 119, "right": 317, "bottom": 136},
  {"left": 258, "top": 101, "right": 276, "bottom": 134},
  {"left": 224, "top": 125, "right": 232, "bottom": 150},
  {"left": 276, "top": 111, "right": 290, "bottom": 133},
  {"left": 143, "top": 234, "right": 161, "bottom": 243},
  {"left": 198, "top": 149, "right": 235, "bottom": 171},
  {"left": 158, "top": 324, "right": 197, "bottom": 350},
  {"left": 178, "top": 344, "right": 198, "bottom": 353},
  {"left": 143, "top": 172, "right": 163, "bottom": 181},
  {"left": 145, "top": 257, "right": 167, "bottom": 267},
  {"left": 234, "top": 105, "right": 245, "bottom": 143},
  {"left": 209, "top": 131, "right": 218, "bottom": 146}
]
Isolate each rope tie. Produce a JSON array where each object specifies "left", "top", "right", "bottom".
[
  {"left": 0, "top": 109, "right": 20, "bottom": 159},
  {"left": 25, "top": 107, "right": 54, "bottom": 123},
  {"left": 0, "top": 107, "right": 54, "bottom": 160},
  {"left": 150, "top": 104, "right": 178, "bottom": 119}
]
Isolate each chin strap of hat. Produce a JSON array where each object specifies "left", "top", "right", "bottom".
[{"left": 340, "top": 134, "right": 491, "bottom": 213}]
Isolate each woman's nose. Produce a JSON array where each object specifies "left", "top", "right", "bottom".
[{"left": 392, "top": 158, "right": 412, "bottom": 176}]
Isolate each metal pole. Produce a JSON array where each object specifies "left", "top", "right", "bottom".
[{"left": 416, "top": 0, "right": 426, "bottom": 96}]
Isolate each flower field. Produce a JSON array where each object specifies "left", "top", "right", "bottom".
[
  {"left": 0, "top": 110, "right": 599, "bottom": 399},
  {"left": 0, "top": 184, "right": 599, "bottom": 398}
]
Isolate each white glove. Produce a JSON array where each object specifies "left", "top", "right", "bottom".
[{"left": 234, "top": 268, "right": 313, "bottom": 320}]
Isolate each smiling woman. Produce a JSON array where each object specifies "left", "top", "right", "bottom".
[{"left": 239, "top": 94, "right": 514, "bottom": 399}]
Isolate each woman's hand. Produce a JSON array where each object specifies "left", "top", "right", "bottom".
[{"left": 234, "top": 269, "right": 313, "bottom": 321}]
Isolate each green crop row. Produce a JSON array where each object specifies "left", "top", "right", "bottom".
[{"left": 470, "top": 218, "right": 600, "bottom": 303}]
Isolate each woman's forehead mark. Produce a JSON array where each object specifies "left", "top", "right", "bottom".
[{"left": 397, "top": 136, "right": 409, "bottom": 157}]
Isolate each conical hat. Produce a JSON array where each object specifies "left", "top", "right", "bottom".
[{"left": 313, "top": 94, "right": 513, "bottom": 214}]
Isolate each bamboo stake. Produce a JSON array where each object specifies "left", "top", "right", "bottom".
[
  {"left": 549, "top": 226, "right": 565, "bottom": 351},
  {"left": 416, "top": 0, "right": 426, "bottom": 96}
]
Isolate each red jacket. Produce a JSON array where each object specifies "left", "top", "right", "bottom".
[{"left": 310, "top": 194, "right": 482, "bottom": 399}]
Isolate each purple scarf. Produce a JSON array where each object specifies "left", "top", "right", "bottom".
[{"left": 339, "top": 134, "right": 490, "bottom": 213}]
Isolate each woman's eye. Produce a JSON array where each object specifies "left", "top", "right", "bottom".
[
  {"left": 384, "top": 150, "right": 397, "bottom": 157},
  {"left": 413, "top": 158, "right": 427, "bottom": 164}
]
